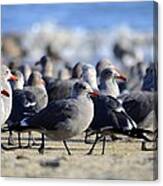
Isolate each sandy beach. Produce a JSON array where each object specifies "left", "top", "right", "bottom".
[{"left": 1, "top": 132, "right": 157, "bottom": 180}]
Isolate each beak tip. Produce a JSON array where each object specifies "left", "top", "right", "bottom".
[
  {"left": 10, "top": 75, "right": 18, "bottom": 81},
  {"left": 116, "top": 75, "right": 127, "bottom": 82},
  {"left": 89, "top": 90, "right": 100, "bottom": 97}
]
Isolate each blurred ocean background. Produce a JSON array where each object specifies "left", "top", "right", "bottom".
[{"left": 1, "top": 1, "right": 156, "bottom": 66}]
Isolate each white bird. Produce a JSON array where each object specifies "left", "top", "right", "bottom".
[
  {"left": 0, "top": 86, "right": 10, "bottom": 125},
  {"left": 82, "top": 64, "right": 99, "bottom": 91},
  {"left": 0, "top": 65, "right": 17, "bottom": 124},
  {"left": 8, "top": 70, "right": 40, "bottom": 147}
]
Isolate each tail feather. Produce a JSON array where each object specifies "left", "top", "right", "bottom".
[
  {"left": 115, "top": 109, "right": 137, "bottom": 131},
  {"left": 121, "top": 110, "right": 137, "bottom": 129}
]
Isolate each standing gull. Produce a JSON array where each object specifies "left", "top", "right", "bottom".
[
  {"left": 0, "top": 87, "right": 10, "bottom": 125},
  {"left": 118, "top": 91, "right": 157, "bottom": 150},
  {"left": 16, "top": 81, "right": 96, "bottom": 155},
  {"left": 8, "top": 70, "right": 39, "bottom": 147},
  {"left": 86, "top": 94, "right": 138, "bottom": 155},
  {"left": 0, "top": 65, "right": 17, "bottom": 124}
]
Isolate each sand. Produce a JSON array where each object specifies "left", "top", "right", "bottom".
[{"left": 1, "top": 132, "right": 157, "bottom": 180}]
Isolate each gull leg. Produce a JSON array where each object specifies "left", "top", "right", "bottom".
[
  {"left": 101, "top": 136, "right": 106, "bottom": 155},
  {"left": 63, "top": 140, "right": 71, "bottom": 155},
  {"left": 27, "top": 131, "right": 32, "bottom": 148},
  {"left": 84, "top": 131, "right": 89, "bottom": 144},
  {"left": 141, "top": 141, "right": 146, "bottom": 151},
  {"left": 8, "top": 130, "right": 14, "bottom": 145},
  {"left": 38, "top": 133, "right": 45, "bottom": 154},
  {"left": 87, "top": 133, "right": 101, "bottom": 155},
  {"left": 18, "top": 132, "right": 22, "bottom": 148}
]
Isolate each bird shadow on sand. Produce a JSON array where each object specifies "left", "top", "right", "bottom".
[{"left": 1, "top": 143, "right": 88, "bottom": 152}]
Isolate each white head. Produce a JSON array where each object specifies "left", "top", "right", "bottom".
[
  {"left": 82, "top": 64, "right": 98, "bottom": 91},
  {"left": 100, "top": 67, "right": 127, "bottom": 97},
  {"left": 1, "top": 65, "right": 18, "bottom": 82}
]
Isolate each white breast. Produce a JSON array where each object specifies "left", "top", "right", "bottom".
[{"left": 1, "top": 80, "right": 12, "bottom": 123}]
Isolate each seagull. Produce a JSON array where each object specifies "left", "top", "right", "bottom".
[
  {"left": 0, "top": 65, "right": 17, "bottom": 124},
  {"left": 141, "top": 63, "right": 157, "bottom": 91},
  {"left": 8, "top": 70, "right": 39, "bottom": 147},
  {"left": 26, "top": 70, "right": 48, "bottom": 110},
  {"left": 35, "top": 56, "right": 55, "bottom": 77},
  {"left": 0, "top": 87, "right": 10, "bottom": 126},
  {"left": 118, "top": 91, "right": 157, "bottom": 145},
  {"left": 86, "top": 94, "right": 139, "bottom": 155},
  {"left": 35, "top": 55, "right": 56, "bottom": 88},
  {"left": 82, "top": 64, "right": 99, "bottom": 91},
  {"left": 13, "top": 81, "right": 96, "bottom": 155},
  {"left": 71, "top": 62, "right": 83, "bottom": 79},
  {"left": 81, "top": 65, "right": 153, "bottom": 154},
  {"left": 19, "top": 64, "right": 32, "bottom": 86}
]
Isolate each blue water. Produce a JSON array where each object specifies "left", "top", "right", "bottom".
[{"left": 1, "top": 1, "right": 154, "bottom": 33}]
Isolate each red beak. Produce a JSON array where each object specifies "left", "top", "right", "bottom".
[
  {"left": 112, "top": 67, "right": 127, "bottom": 81},
  {"left": 89, "top": 90, "right": 100, "bottom": 97},
  {"left": 9, "top": 74, "right": 18, "bottom": 81},
  {"left": 1, "top": 89, "right": 10, "bottom": 97},
  {"left": 115, "top": 75, "right": 127, "bottom": 81}
]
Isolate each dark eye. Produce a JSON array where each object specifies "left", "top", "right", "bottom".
[
  {"left": 79, "top": 84, "right": 83, "bottom": 89},
  {"left": 78, "top": 84, "right": 86, "bottom": 89},
  {"left": 6, "top": 70, "right": 9, "bottom": 75}
]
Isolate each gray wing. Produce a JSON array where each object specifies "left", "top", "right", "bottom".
[
  {"left": 47, "top": 79, "right": 79, "bottom": 101},
  {"left": 25, "top": 86, "right": 48, "bottom": 110},
  {"left": 27, "top": 98, "right": 79, "bottom": 130}
]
